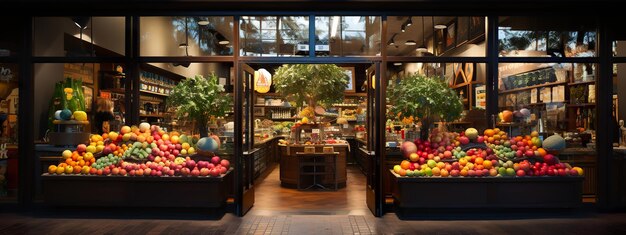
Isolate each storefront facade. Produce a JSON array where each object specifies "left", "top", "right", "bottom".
[{"left": 2, "top": 0, "right": 625, "bottom": 216}]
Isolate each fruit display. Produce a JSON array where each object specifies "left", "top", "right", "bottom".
[
  {"left": 46, "top": 123, "right": 230, "bottom": 177},
  {"left": 393, "top": 127, "right": 584, "bottom": 178}
]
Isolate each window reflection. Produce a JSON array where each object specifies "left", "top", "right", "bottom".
[
  {"left": 316, "top": 16, "right": 381, "bottom": 56},
  {"left": 240, "top": 16, "right": 309, "bottom": 57},
  {"left": 499, "top": 16, "right": 596, "bottom": 57},
  {"left": 141, "top": 16, "right": 234, "bottom": 56}
]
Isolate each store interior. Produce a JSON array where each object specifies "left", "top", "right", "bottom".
[{"left": 2, "top": 14, "right": 625, "bottom": 216}]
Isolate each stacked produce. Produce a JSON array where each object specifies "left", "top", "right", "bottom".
[
  {"left": 394, "top": 128, "right": 583, "bottom": 178},
  {"left": 47, "top": 123, "right": 230, "bottom": 177}
]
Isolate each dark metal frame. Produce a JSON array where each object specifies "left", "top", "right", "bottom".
[{"left": 9, "top": 8, "right": 619, "bottom": 216}]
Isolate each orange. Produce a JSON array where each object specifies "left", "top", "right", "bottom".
[
  {"left": 537, "top": 148, "right": 547, "bottom": 157},
  {"left": 436, "top": 162, "right": 445, "bottom": 169},
  {"left": 460, "top": 169, "right": 468, "bottom": 177},
  {"left": 484, "top": 129, "right": 495, "bottom": 137},
  {"left": 432, "top": 167, "right": 441, "bottom": 176},
  {"left": 493, "top": 135, "right": 501, "bottom": 141},
  {"left": 65, "top": 158, "right": 73, "bottom": 164},
  {"left": 531, "top": 131, "right": 539, "bottom": 138},
  {"left": 400, "top": 160, "right": 411, "bottom": 170},
  {"left": 482, "top": 160, "right": 492, "bottom": 169},
  {"left": 48, "top": 165, "right": 57, "bottom": 174},
  {"left": 78, "top": 160, "right": 86, "bottom": 166},
  {"left": 58, "top": 163, "right": 67, "bottom": 168},
  {"left": 440, "top": 169, "right": 449, "bottom": 177},
  {"left": 399, "top": 169, "right": 407, "bottom": 176},
  {"left": 493, "top": 128, "right": 501, "bottom": 133},
  {"left": 459, "top": 158, "right": 468, "bottom": 166}
]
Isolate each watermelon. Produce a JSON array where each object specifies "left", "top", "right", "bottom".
[
  {"left": 60, "top": 109, "right": 72, "bottom": 120},
  {"left": 197, "top": 137, "right": 218, "bottom": 152}
]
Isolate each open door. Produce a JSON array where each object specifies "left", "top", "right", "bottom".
[
  {"left": 365, "top": 62, "right": 384, "bottom": 216},
  {"left": 234, "top": 63, "right": 256, "bottom": 216}
]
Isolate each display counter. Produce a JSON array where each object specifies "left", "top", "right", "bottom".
[
  {"left": 42, "top": 169, "right": 233, "bottom": 208},
  {"left": 279, "top": 144, "right": 347, "bottom": 189},
  {"left": 559, "top": 147, "right": 597, "bottom": 195}
]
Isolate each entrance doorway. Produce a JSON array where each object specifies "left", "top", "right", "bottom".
[{"left": 235, "top": 62, "right": 381, "bottom": 216}]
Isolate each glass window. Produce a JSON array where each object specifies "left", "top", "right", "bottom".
[
  {"left": 34, "top": 63, "right": 131, "bottom": 140},
  {"left": 388, "top": 62, "right": 487, "bottom": 127},
  {"left": 240, "top": 16, "right": 309, "bottom": 57},
  {"left": 386, "top": 16, "right": 486, "bottom": 57},
  {"left": 141, "top": 16, "right": 234, "bottom": 56},
  {"left": 0, "top": 63, "right": 18, "bottom": 201},
  {"left": 138, "top": 62, "right": 234, "bottom": 134},
  {"left": 498, "top": 63, "right": 597, "bottom": 135},
  {"left": 614, "top": 41, "right": 626, "bottom": 57},
  {"left": 0, "top": 17, "right": 22, "bottom": 56},
  {"left": 499, "top": 16, "right": 596, "bottom": 57},
  {"left": 34, "top": 17, "right": 125, "bottom": 57},
  {"left": 614, "top": 63, "right": 624, "bottom": 146},
  {"left": 315, "top": 16, "right": 381, "bottom": 56}
]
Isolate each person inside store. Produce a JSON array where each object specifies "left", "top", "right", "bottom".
[{"left": 94, "top": 98, "right": 115, "bottom": 134}]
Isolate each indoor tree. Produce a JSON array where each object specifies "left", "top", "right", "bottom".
[
  {"left": 388, "top": 73, "right": 463, "bottom": 140},
  {"left": 168, "top": 74, "right": 232, "bottom": 137},
  {"left": 272, "top": 64, "right": 348, "bottom": 117}
]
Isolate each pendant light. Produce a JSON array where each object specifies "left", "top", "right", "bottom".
[
  {"left": 405, "top": 16, "right": 412, "bottom": 27},
  {"left": 388, "top": 33, "right": 397, "bottom": 46},
  {"left": 405, "top": 40, "right": 417, "bottom": 46},
  {"left": 416, "top": 16, "right": 428, "bottom": 52},
  {"left": 174, "top": 17, "right": 190, "bottom": 68}
]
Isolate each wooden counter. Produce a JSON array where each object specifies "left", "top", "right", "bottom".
[{"left": 279, "top": 144, "right": 348, "bottom": 189}]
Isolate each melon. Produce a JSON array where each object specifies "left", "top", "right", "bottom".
[
  {"left": 543, "top": 134, "right": 566, "bottom": 153},
  {"left": 179, "top": 134, "right": 189, "bottom": 144},
  {"left": 197, "top": 137, "right": 219, "bottom": 152},
  {"left": 54, "top": 110, "right": 63, "bottom": 120},
  {"left": 73, "top": 111, "right": 88, "bottom": 121},
  {"left": 519, "top": 108, "right": 531, "bottom": 117},
  {"left": 60, "top": 109, "right": 73, "bottom": 120},
  {"left": 465, "top": 128, "right": 479, "bottom": 141},
  {"left": 400, "top": 141, "right": 417, "bottom": 158},
  {"left": 139, "top": 122, "right": 151, "bottom": 132}
]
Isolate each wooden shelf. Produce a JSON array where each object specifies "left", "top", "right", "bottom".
[
  {"left": 140, "top": 90, "right": 169, "bottom": 97},
  {"left": 140, "top": 114, "right": 165, "bottom": 118},
  {"left": 567, "top": 103, "right": 596, "bottom": 108},
  {"left": 100, "top": 88, "right": 126, "bottom": 94},
  {"left": 568, "top": 80, "right": 596, "bottom": 86},
  {"left": 498, "top": 81, "right": 568, "bottom": 95},
  {"left": 254, "top": 105, "right": 295, "bottom": 108},
  {"left": 344, "top": 93, "right": 367, "bottom": 97},
  {"left": 452, "top": 81, "right": 481, "bottom": 89}
]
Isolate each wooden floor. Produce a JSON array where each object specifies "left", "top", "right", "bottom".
[
  {"left": 2, "top": 164, "right": 626, "bottom": 234},
  {"left": 248, "top": 164, "right": 370, "bottom": 215}
]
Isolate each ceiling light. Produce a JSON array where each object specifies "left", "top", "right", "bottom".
[
  {"left": 198, "top": 18, "right": 210, "bottom": 26},
  {"left": 179, "top": 43, "right": 188, "bottom": 48},
  {"left": 416, "top": 16, "right": 428, "bottom": 52},
  {"left": 401, "top": 24, "right": 407, "bottom": 33},
  {"left": 405, "top": 40, "right": 417, "bottom": 46},
  {"left": 71, "top": 16, "right": 90, "bottom": 29},
  {"left": 434, "top": 24, "right": 447, "bottom": 30},
  {"left": 405, "top": 17, "right": 412, "bottom": 27},
  {"left": 393, "top": 62, "right": 402, "bottom": 66},
  {"left": 388, "top": 33, "right": 397, "bottom": 46}
]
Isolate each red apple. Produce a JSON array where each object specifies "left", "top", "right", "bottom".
[
  {"left": 450, "top": 169, "right": 460, "bottom": 177},
  {"left": 200, "top": 168, "right": 210, "bottom": 176},
  {"left": 191, "top": 168, "right": 200, "bottom": 177},
  {"left": 543, "top": 154, "right": 558, "bottom": 165},
  {"left": 211, "top": 156, "right": 221, "bottom": 165},
  {"left": 103, "top": 168, "right": 111, "bottom": 175},
  {"left": 120, "top": 169, "right": 127, "bottom": 176},
  {"left": 144, "top": 168, "right": 152, "bottom": 176},
  {"left": 77, "top": 144, "right": 87, "bottom": 153},
  {"left": 516, "top": 169, "right": 526, "bottom": 177},
  {"left": 209, "top": 168, "right": 220, "bottom": 177},
  {"left": 558, "top": 169, "right": 567, "bottom": 177}
]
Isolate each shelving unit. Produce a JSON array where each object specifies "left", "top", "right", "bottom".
[{"left": 499, "top": 81, "right": 568, "bottom": 95}]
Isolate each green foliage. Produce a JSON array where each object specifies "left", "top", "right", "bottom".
[
  {"left": 273, "top": 64, "right": 348, "bottom": 107},
  {"left": 388, "top": 73, "right": 463, "bottom": 122},
  {"left": 168, "top": 74, "right": 232, "bottom": 134}
]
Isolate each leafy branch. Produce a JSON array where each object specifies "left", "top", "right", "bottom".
[
  {"left": 273, "top": 64, "right": 348, "bottom": 108},
  {"left": 168, "top": 74, "right": 232, "bottom": 136}
]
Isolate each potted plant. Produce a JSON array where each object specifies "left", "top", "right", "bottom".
[
  {"left": 388, "top": 73, "right": 463, "bottom": 140},
  {"left": 168, "top": 74, "right": 233, "bottom": 137},
  {"left": 272, "top": 64, "right": 348, "bottom": 119}
]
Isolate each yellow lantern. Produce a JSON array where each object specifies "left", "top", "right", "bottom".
[{"left": 254, "top": 68, "right": 272, "bottom": 93}]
